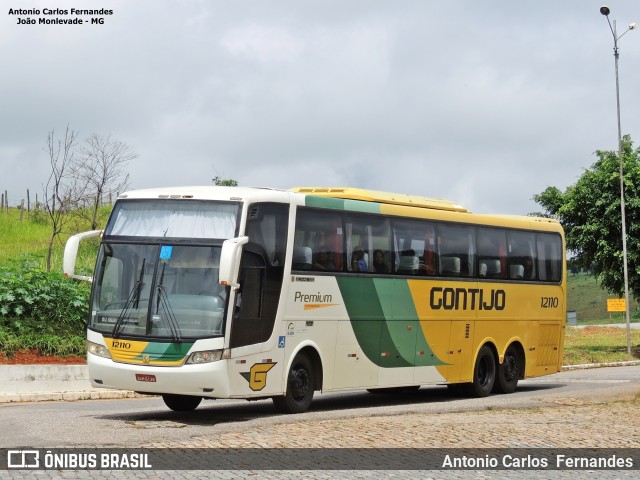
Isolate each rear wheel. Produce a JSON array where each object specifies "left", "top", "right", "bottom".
[
  {"left": 162, "top": 394, "right": 202, "bottom": 411},
  {"left": 273, "top": 354, "right": 315, "bottom": 414},
  {"left": 463, "top": 345, "right": 496, "bottom": 397},
  {"left": 494, "top": 345, "right": 520, "bottom": 394}
]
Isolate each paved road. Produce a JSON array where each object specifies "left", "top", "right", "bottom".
[
  {"left": 1, "top": 366, "right": 639, "bottom": 478},
  {"left": 0, "top": 365, "right": 639, "bottom": 448}
]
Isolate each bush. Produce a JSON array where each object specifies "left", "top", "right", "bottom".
[
  {"left": 0, "top": 261, "right": 90, "bottom": 333},
  {"left": 0, "top": 261, "right": 89, "bottom": 357}
]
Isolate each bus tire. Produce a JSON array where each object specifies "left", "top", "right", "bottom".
[
  {"left": 494, "top": 345, "right": 520, "bottom": 394},
  {"left": 162, "top": 394, "right": 202, "bottom": 411},
  {"left": 464, "top": 345, "right": 496, "bottom": 398},
  {"left": 273, "top": 354, "right": 315, "bottom": 414}
]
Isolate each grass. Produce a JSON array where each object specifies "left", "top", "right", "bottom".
[
  {"left": 0, "top": 208, "right": 52, "bottom": 265},
  {"left": 566, "top": 272, "right": 637, "bottom": 323},
  {"left": 563, "top": 326, "right": 640, "bottom": 365},
  {"left": 0, "top": 207, "right": 102, "bottom": 273}
]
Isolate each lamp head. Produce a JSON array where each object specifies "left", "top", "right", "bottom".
[
  {"left": 600, "top": 6, "right": 610, "bottom": 16},
  {"left": 630, "top": 22, "right": 637, "bottom": 30}
]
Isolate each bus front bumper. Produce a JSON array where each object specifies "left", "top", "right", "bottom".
[{"left": 87, "top": 353, "right": 231, "bottom": 398}]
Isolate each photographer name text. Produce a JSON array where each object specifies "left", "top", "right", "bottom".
[{"left": 8, "top": 8, "right": 114, "bottom": 25}]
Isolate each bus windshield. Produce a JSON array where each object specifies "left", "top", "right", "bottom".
[
  {"left": 105, "top": 199, "right": 239, "bottom": 238},
  {"left": 90, "top": 243, "right": 227, "bottom": 340}
]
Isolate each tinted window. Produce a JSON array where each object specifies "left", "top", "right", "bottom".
[
  {"left": 294, "top": 209, "right": 344, "bottom": 272},
  {"left": 344, "top": 214, "right": 391, "bottom": 274},
  {"left": 477, "top": 228, "right": 507, "bottom": 279},
  {"left": 393, "top": 220, "right": 437, "bottom": 276},
  {"left": 537, "top": 233, "right": 563, "bottom": 282},
  {"left": 508, "top": 231, "right": 536, "bottom": 280},
  {"left": 438, "top": 225, "right": 476, "bottom": 277}
]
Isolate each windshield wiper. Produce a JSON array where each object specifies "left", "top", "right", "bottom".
[
  {"left": 154, "top": 263, "right": 182, "bottom": 342},
  {"left": 113, "top": 258, "right": 146, "bottom": 338}
]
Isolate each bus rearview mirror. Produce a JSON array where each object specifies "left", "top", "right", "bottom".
[
  {"left": 219, "top": 236, "right": 249, "bottom": 289},
  {"left": 63, "top": 230, "right": 103, "bottom": 282}
]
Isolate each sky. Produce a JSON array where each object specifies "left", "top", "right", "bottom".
[{"left": 1, "top": 0, "right": 639, "bottom": 215}]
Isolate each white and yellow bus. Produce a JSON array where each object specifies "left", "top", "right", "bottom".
[{"left": 64, "top": 186, "right": 565, "bottom": 413}]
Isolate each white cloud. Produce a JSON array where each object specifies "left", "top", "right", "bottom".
[{"left": 1, "top": 0, "right": 639, "bottom": 216}]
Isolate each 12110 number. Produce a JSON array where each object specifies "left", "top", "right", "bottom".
[{"left": 540, "top": 296, "right": 559, "bottom": 308}]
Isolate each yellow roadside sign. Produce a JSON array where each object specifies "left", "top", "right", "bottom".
[{"left": 607, "top": 298, "right": 626, "bottom": 312}]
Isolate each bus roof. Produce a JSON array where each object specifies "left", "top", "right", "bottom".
[{"left": 290, "top": 187, "right": 468, "bottom": 213}]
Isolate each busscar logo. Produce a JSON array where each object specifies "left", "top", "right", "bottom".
[{"left": 8, "top": 450, "right": 39, "bottom": 468}]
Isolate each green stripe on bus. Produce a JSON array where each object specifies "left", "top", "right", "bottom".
[
  {"left": 372, "top": 278, "right": 415, "bottom": 365},
  {"left": 305, "top": 196, "right": 346, "bottom": 210},
  {"left": 336, "top": 277, "right": 444, "bottom": 367},
  {"left": 336, "top": 277, "right": 388, "bottom": 365},
  {"left": 305, "top": 196, "right": 381, "bottom": 214},
  {"left": 344, "top": 199, "right": 381, "bottom": 213},
  {"left": 137, "top": 341, "right": 194, "bottom": 362}
]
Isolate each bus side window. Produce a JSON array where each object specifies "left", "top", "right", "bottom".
[
  {"left": 508, "top": 231, "right": 536, "bottom": 280},
  {"left": 294, "top": 208, "right": 344, "bottom": 272},
  {"left": 477, "top": 228, "right": 506, "bottom": 279},
  {"left": 346, "top": 214, "right": 391, "bottom": 274},
  {"left": 391, "top": 219, "right": 434, "bottom": 276},
  {"left": 438, "top": 224, "right": 476, "bottom": 277},
  {"left": 537, "top": 233, "right": 562, "bottom": 282}
]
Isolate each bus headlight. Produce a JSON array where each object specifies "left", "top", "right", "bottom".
[
  {"left": 186, "top": 350, "right": 224, "bottom": 364},
  {"left": 87, "top": 341, "right": 112, "bottom": 359}
]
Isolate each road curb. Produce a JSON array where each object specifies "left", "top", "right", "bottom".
[
  {"left": 0, "top": 364, "right": 150, "bottom": 404},
  {"left": 0, "top": 390, "right": 144, "bottom": 404},
  {"left": 561, "top": 359, "right": 640, "bottom": 370}
]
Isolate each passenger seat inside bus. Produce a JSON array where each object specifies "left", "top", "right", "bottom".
[
  {"left": 398, "top": 252, "right": 419, "bottom": 275},
  {"left": 510, "top": 264, "right": 524, "bottom": 279},
  {"left": 486, "top": 259, "right": 501, "bottom": 277},
  {"left": 440, "top": 256, "right": 461, "bottom": 276},
  {"left": 293, "top": 246, "right": 312, "bottom": 270}
]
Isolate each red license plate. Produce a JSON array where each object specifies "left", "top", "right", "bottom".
[{"left": 135, "top": 374, "right": 156, "bottom": 382}]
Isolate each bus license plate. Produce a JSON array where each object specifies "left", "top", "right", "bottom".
[{"left": 135, "top": 374, "right": 156, "bottom": 382}]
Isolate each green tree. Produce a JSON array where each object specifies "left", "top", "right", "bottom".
[
  {"left": 213, "top": 176, "right": 238, "bottom": 187},
  {"left": 533, "top": 135, "right": 640, "bottom": 297}
]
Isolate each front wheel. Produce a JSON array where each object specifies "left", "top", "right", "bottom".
[
  {"left": 162, "top": 394, "right": 202, "bottom": 411},
  {"left": 463, "top": 345, "right": 496, "bottom": 398},
  {"left": 273, "top": 354, "right": 315, "bottom": 414}
]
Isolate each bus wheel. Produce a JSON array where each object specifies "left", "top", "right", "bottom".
[
  {"left": 162, "top": 394, "right": 202, "bottom": 411},
  {"left": 494, "top": 345, "right": 520, "bottom": 394},
  {"left": 464, "top": 345, "right": 496, "bottom": 398},
  {"left": 273, "top": 354, "right": 315, "bottom": 414}
]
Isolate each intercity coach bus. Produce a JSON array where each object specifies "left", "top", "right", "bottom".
[{"left": 64, "top": 186, "right": 566, "bottom": 413}]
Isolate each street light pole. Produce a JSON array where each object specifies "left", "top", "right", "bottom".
[{"left": 600, "top": 6, "right": 636, "bottom": 355}]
